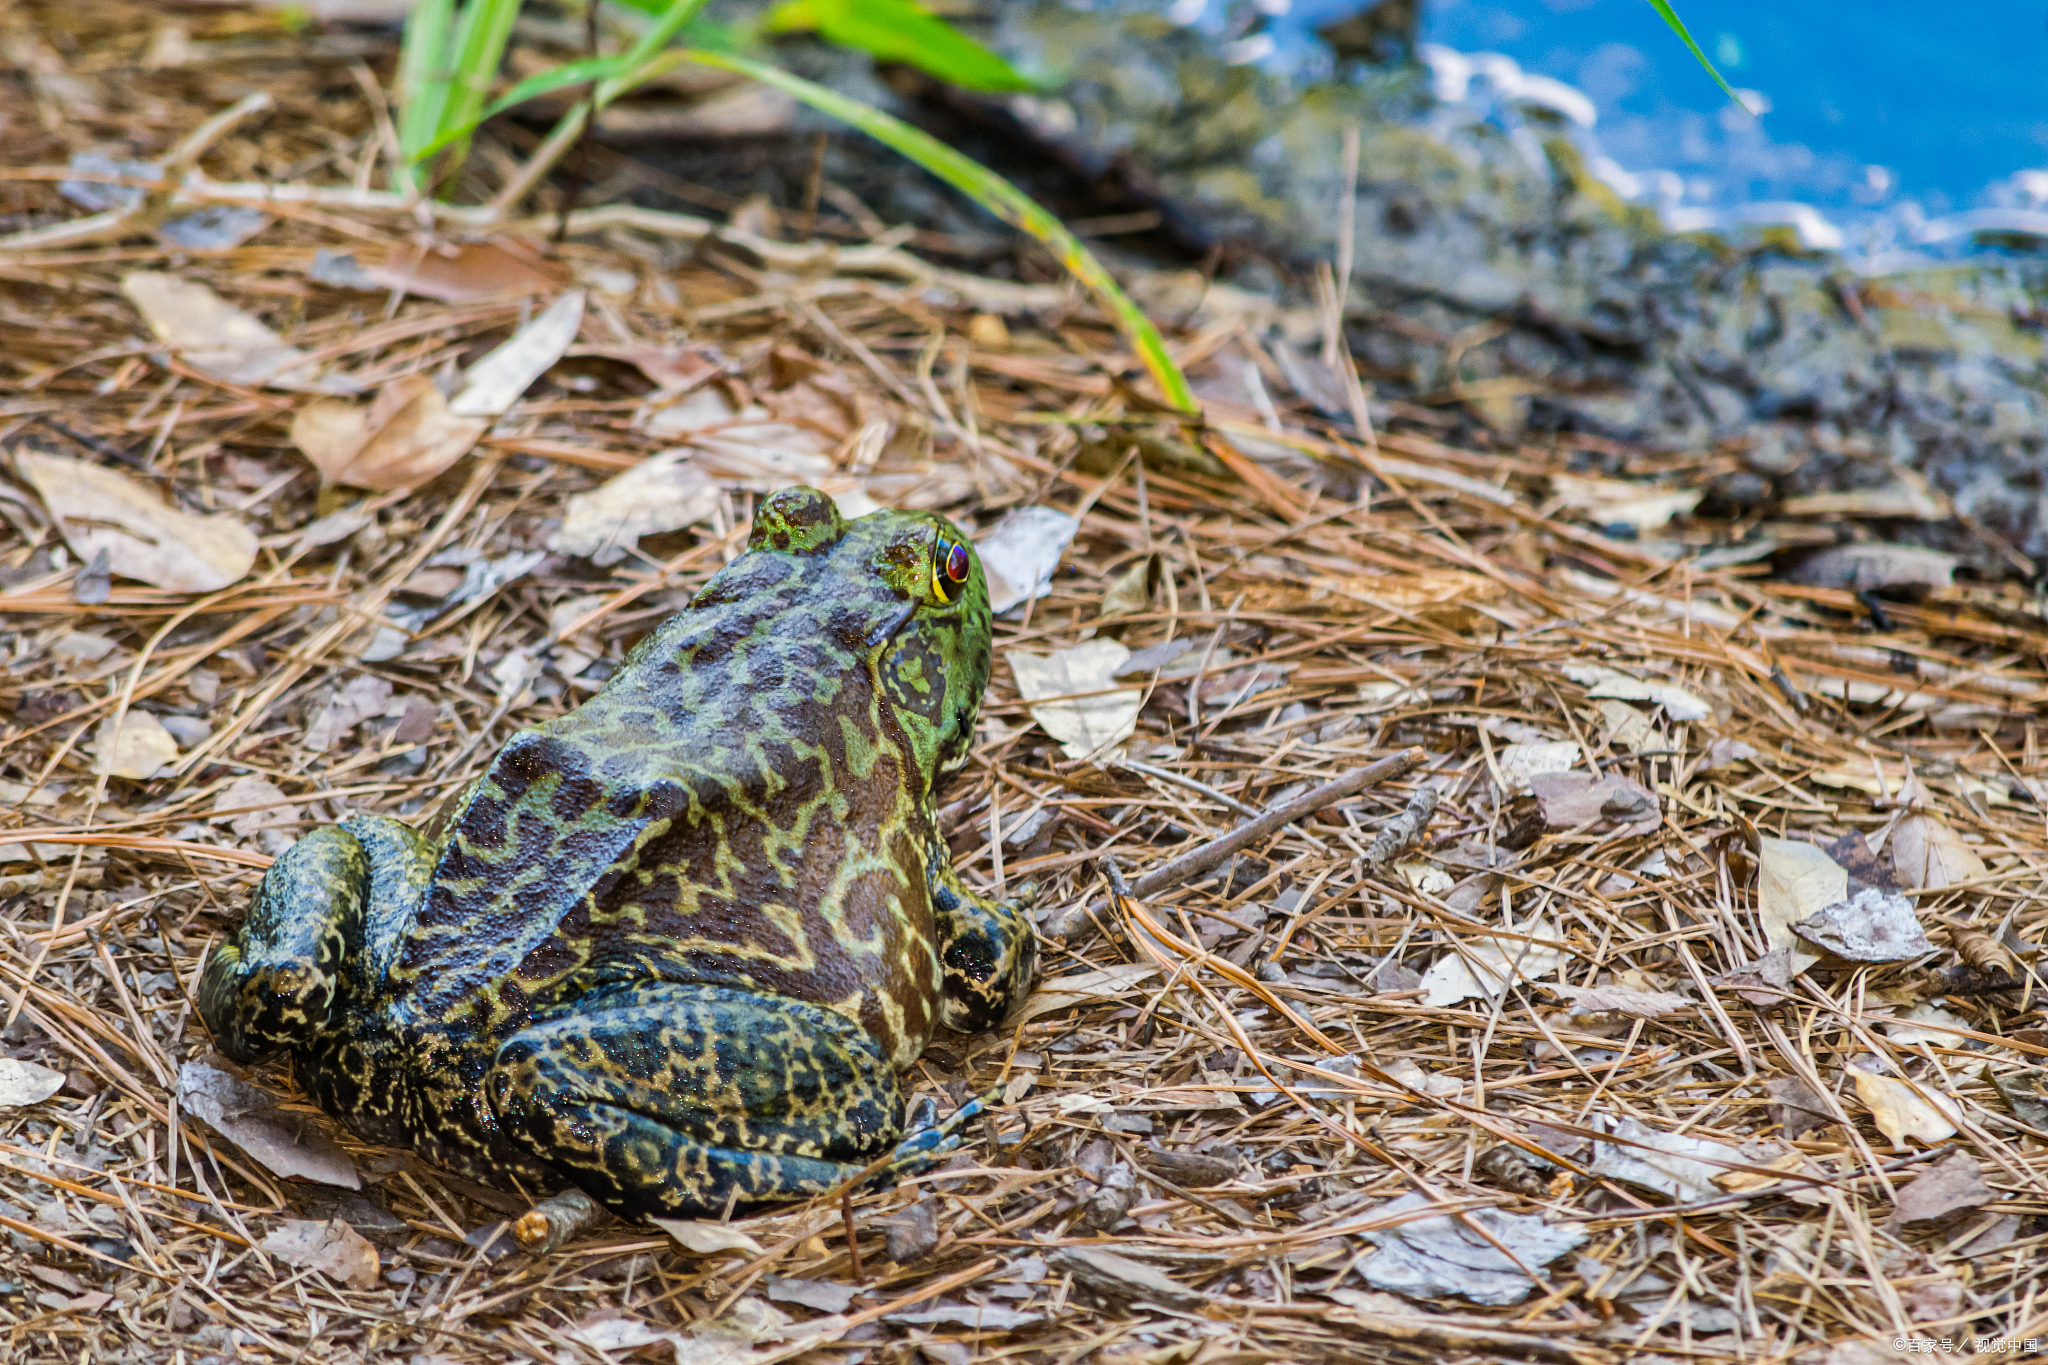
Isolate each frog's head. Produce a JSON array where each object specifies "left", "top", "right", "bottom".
[
  {"left": 733, "top": 488, "right": 990, "bottom": 782},
  {"left": 852, "top": 502, "right": 992, "bottom": 786}
]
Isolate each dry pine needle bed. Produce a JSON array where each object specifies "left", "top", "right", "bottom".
[{"left": 2, "top": 6, "right": 2048, "bottom": 1363}]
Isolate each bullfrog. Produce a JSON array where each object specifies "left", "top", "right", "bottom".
[{"left": 198, "top": 487, "right": 1037, "bottom": 1222}]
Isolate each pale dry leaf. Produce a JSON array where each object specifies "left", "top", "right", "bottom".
[
  {"left": 449, "top": 290, "right": 585, "bottom": 418},
  {"left": 177, "top": 1063, "right": 361, "bottom": 1188},
  {"left": 550, "top": 451, "right": 718, "bottom": 566},
  {"left": 1850, "top": 1067, "right": 1960, "bottom": 1145},
  {"left": 1791, "top": 887, "right": 1935, "bottom": 962},
  {"left": 209, "top": 774, "right": 298, "bottom": 840},
  {"left": 1791, "top": 543, "right": 1958, "bottom": 591},
  {"left": 0, "top": 1059, "right": 65, "bottom": 1108},
  {"left": 1358, "top": 1191, "right": 1586, "bottom": 1306},
  {"left": 650, "top": 1219, "right": 766, "bottom": 1257},
  {"left": 1418, "top": 915, "right": 1565, "bottom": 1007},
  {"left": 1008, "top": 641, "right": 1141, "bottom": 762},
  {"left": 763, "top": 1277, "right": 859, "bottom": 1313},
  {"left": 260, "top": 1219, "right": 380, "bottom": 1289},
  {"left": 1545, "top": 983, "right": 1694, "bottom": 1020},
  {"left": 293, "top": 375, "right": 488, "bottom": 492},
  {"left": 122, "top": 272, "right": 354, "bottom": 393},
  {"left": 1883, "top": 1002, "right": 1975, "bottom": 1047},
  {"left": 1017, "top": 963, "right": 1160, "bottom": 1024},
  {"left": 1890, "top": 811, "right": 1990, "bottom": 890},
  {"left": 889, "top": 1304, "right": 1041, "bottom": 1330},
  {"left": 1562, "top": 662, "right": 1711, "bottom": 721},
  {"left": 1757, "top": 836, "right": 1839, "bottom": 974},
  {"left": 1587, "top": 1115, "right": 1739, "bottom": 1201},
  {"left": 93, "top": 711, "right": 178, "bottom": 780},
  {"left": 1494, "top": 740, "right": 1581, "bottom": 791},
  {"left": 16, "top": 451, "right": 257, "bottom": 592},
  {"left": 978, "top": 506, "right": 1078, "bottom": 614},
  {"left": 1550, "top": 474, "right": 1702, "bottom": 531}
]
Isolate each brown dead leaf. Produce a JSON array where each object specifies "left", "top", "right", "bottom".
[
  {"left": 260, "top": 1219, "right": 380, "bottom": 1289},
  {"left": 364, "top": 239, "right": 569, "bottom": 302},
  {"left": 177, "top": 1063, "right": 360, "bottom": 1188},
  {"left": 1891, "top": 1150, "right": 1992, "bottom": 1228},
  {"left": 1526, "top": 770, "right": 1660, "bottom": 835},
  {"left": 1791, "top": 543, "right": 1958, "bottom": 592},
  {"left": 292, "top": 376, "right": 488, "bottom": 492},
  {"left": 122, "top": 272, "right": 354, "bottom": 393},
  {"left": 15, "top": 450, "right": 257, "bottom": 592},
  {"left": 1765, "top": 1076, "right": 1835, "bottom": 1138},
  {"left": 1891, "top": 810, "right": 1990, "bottom": 890}
]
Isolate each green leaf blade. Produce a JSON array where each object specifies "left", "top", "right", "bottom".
[
  {"left": 685, "top": 50, "right": 1193, "bottom": 411},
  {"left": 1643, "top": 0, "right": 1748, "bottom": 110},
  {"left": 765, "top": 0, "right": 1036, "bottom": 94}
]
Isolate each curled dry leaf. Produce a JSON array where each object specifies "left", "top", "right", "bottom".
[
  {"left": 260, "top": 1219, "right": 380, "bottom": 1290},
  {"left": 93, "top": 711, "right": 178, "bottom": 780},
  {"left": 122, "top": 272, "right": 355, "bottom": 393},
  {"left": 650, "top": 1219, "right": 766, "bottom": 1257},
  {"left": 292, "top": 375, "right": 489, "bottom": 493},
  {"left": 15, "top": 450, "right": 257, "bottom": 592},
  {"left": 0, "top": 1058, "right": 65, "bottom": 1108},
  {"left": 1008, "top": 640, "right": 1141, "bottom": 762},
  {"left": 1849, "top": 1066, "right": 1960, "bottom": 1146},
  {"left": 551, "top": 451, "right": 718, "bottom": 566},
  {"left": 448, "top": 290, "right": 586, "bottom": 419},
  {"left": 177, "top": 1063, "right": 361, "bottom": 1188}
]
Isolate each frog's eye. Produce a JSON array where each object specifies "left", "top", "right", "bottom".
[{"left": 931, "top": 535, "right": 970, "bottom": 603}]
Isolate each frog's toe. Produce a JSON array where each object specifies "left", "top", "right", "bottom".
[{"left": 864, "top": 1094, "right": 990, "bottom": 1189}]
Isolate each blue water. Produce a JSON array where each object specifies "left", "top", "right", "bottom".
[
  {"left": 1162, "top": 0, "right": 2048, "bottom": 246},
  {"left": 1417, "top": 0, "right": 2048, "bottom": 214}
]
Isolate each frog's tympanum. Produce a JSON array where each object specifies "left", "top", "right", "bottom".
[{"left": 199, "top": 488, "right": 1037, "bottom": 1221}]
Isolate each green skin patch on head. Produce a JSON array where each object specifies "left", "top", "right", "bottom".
[{"left": 198, "top": 488, "right": 1034, "bottom": 1222}]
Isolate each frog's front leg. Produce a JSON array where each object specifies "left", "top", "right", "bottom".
[
  {"left": 486, "top": 983, "right": 972, "bottom": 1221},
  {"left": 929, "top": 855, "right": 1039, "bottom": 1036},
  {"left": 198, "top": 816, "right": 429, "bottom": 1062}
]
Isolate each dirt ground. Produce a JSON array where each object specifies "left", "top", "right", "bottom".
[{"left": 3, "top": 5, "right": 2048, "bottom": 1363}]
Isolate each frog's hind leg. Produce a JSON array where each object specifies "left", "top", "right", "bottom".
[
  {"left": 487, "top": 984, "right": 966, "bottom": 1221},
  {"left": 198, "top": 817, "right": 427, "bottom": 1063}
]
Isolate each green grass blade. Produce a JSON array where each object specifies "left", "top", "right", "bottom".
[
  {"left": 395, "top": 0, "right": 456, "bottom": 184},
  {"left": 595, "top": 0, "right": 712, "bottom": 106},
  {"left": 1643, "top": 0, "right": 1748, "bottom": 109},
  {"left": 436, "top": 0, "right": 527, "bottom": 154},
  {"left": 684, "top": 50, "right": 1195, "bottom": 412},
  {"left": 413, "top": 52, "right": 666, "bottom": 159},
  {"left": 763, "top": 0, "right": 1036, "bottom": 94}
]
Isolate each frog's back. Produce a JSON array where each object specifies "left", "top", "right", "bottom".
[{"left": 386, "top": 542, "right": 944, "bottom": 1062}]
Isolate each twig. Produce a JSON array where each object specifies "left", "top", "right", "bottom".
[{"left": 1044, "top": 746, "right": 1427, "bottom": 937}]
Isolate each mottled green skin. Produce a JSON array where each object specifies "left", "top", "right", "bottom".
[{"left": 198, "top": 488, "right": 1036, "bottom": 1221}]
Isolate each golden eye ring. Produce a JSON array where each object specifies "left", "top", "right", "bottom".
[{"left": 931, "top": 535, "right": 970, "bottom": 602}]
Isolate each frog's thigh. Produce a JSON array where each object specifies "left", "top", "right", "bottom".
[{"left": 486, "top": 985, "right": 916, "bottom": 1219}]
